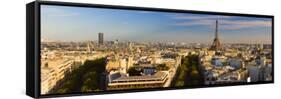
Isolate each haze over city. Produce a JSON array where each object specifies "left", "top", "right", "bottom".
[{"left": 41, "top": 5, "right": 272, "bottom": 44}]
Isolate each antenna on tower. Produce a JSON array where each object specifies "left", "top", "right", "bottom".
[{"left": 215, "top": 20, "right": 218, "bottom": 39}]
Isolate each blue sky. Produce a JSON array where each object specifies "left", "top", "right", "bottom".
[{"left": 41, "top": 5, "right": 272, "bottom": 44}]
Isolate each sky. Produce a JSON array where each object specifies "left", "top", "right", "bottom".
[{"left": 41, "top": 5, "right": 272, "bottom": 44}]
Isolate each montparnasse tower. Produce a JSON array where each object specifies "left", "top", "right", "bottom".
[{"left": 210, "top": 20, "right": 222, "bottom": 51}]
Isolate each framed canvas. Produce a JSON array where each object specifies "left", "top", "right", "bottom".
[{"left": 26, "top": 0, "right": 274, "bottom": 98}]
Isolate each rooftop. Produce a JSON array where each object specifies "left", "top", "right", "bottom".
[{"left": 111, "top": 71, "right": 168, "bottom": 82}]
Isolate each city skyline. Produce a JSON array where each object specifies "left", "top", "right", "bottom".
[
  {"left": 41, "top": 5, "right": 272, "bottom": 44},
  {"left": 40, "top": 5, "right": 273, "bottom": 95}
]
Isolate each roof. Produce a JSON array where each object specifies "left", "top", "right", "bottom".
[{"left": 111, "top": 72, "right": 168, "bottom": 82}]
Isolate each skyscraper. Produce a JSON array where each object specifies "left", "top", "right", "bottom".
[
  {"left": 98, "top": 33, "right": 104, "bottom": 45},
  {"left": 210, "top": 20, "right": 222, "bottom": 51}
]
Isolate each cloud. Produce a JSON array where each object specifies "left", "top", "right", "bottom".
[
  {"left": 220, "top": 20, "right": 271, "bottom": 30},
  {"left": 173, "top": 19, "right": 213, "bottom": 27},
  {"left": 171, "top": 14, "right": 272, "bottom": 30},
  {"left": 138, "top": 11, "right": 154, "bottom": 14},
  {"left": 171, "top": 14, "right": 233, "bottom": 27},
  {"left": 172, "top": 14, "right": 233, "bottom": 20}
]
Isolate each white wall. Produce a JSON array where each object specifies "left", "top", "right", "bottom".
[{"left": 0, "top": 0, "right": 279, "bottom": 99}]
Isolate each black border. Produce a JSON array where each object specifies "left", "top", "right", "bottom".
[
  {"left": 28, "top": 0, "right": 274, "bottom": 98},
  {"left": 26, "top": 2, "right": 36, "bottom": 97}
]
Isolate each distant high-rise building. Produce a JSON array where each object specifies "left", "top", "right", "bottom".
[
  {"left": 210, "top": 20, "right": 222, "bottom": 51},
  {"left": 98, "top": 33, "right": 104, "bottom": 45}
]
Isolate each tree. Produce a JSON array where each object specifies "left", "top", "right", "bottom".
[
  {"left": 53, "top": 58, "right": 106, "bottom": 94},
  {"left": 173, "top": 54, "right": 204, "bottom": 87},
  {"left": 156, "top": 64, "right": 169, "bottom": 71}
]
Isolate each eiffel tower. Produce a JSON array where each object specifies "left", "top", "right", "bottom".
[{"left": 210, "top": 20, "right": 222, "bottom": 51}]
